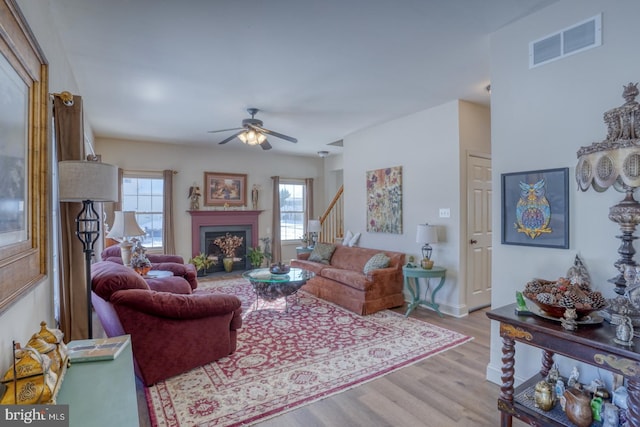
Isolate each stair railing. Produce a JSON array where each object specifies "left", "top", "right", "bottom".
[{"left": 318, "top": 185, "right": 344, "bottom": 244}]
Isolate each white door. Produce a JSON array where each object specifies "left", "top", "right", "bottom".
[{"left": 466, "top": 154, "right": 492, "bottom": 310}]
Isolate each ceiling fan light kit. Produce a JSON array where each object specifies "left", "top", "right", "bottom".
[
  {"left": 209, "top": 108, "right": 297, "bottom": 151},
  {"left": 238, "top": 129, "right": 266, "bottom": 146}
]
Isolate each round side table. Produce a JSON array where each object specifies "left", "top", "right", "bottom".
[{"left": 402, "top": 265, "right": 447, "bottom": 317}]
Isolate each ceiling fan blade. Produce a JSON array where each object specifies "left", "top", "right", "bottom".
[
  {"left": 218, "top": 131, "right": 244, "bottom": 145},
  {"left": 260, "top": 139, "right": 272, "bottom": 150},
  {"left": 208, "top": 127, "right": 243, "bottom": 134},
  {"left": 252, "top": 125, "right": 297, "bottom": 143}
]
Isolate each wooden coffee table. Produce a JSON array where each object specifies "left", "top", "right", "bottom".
[{"left": 242, "top": 267, "right": 314, "bottom": 312}]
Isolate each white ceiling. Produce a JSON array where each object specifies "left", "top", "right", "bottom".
[{"left": 48, "top": 0, "right": 558, "bottom": 157}]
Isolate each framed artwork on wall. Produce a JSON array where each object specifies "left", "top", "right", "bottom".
[
  {"left": 204, "top": 172, "right": 248, "bottom": 207},
  {"left": 501, "top": 167, "right": 569, "bottom": 249},
  {"left": 366, "top": 166, "right": 402, "bottom": 234},
  {"left": 0, "top": 0, "right": 48, "bottom": 312}
]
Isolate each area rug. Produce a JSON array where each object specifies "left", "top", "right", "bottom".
[{"left": 145, "top": 278, "right": 472, "bottom": 427}]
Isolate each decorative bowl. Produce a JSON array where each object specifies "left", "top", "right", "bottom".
[
  {"left": 269, "top": 264, "right": 290, "bottom": 275},
  {"left": 523, "top": 293, "right": 597, "bottom": 319}
]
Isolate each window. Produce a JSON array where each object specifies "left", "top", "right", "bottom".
[
  {"left": 122, "top": 173, "right": 164, "bottom": 248},
  {"left": 279, "top": 180, "right": 306, "bottom": 241}
]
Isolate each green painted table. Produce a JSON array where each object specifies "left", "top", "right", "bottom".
[
  {"left": 57, "top": 335, "right": 139, "bottom": 427},
  {"left": 295, "top": 246, "right": 314, "bottom": 257},
  {"left": 402, "top": 265, "right": 447, "bottom": 317}
]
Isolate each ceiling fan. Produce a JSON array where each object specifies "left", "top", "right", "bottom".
[{"left": 208, "top": 108, "right": 298, "bottom": 150}]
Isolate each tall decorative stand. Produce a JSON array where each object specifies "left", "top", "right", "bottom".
[{"left": 576, "top": 82, "right": 640, "bottom": 295}]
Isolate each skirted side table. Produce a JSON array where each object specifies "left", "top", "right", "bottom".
[{"left": 402, "top": 265, "right": 447, "bottom": 317}]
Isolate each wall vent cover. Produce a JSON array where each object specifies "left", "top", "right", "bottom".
[{"left": 529, "top": 14, "right": 601, "bottom": 68}]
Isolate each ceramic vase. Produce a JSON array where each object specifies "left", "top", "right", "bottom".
[
  {"left": 223, "top": 258, "right": 234, "bottom": 273},
  {"left": 134, "top": 266, "right": 151, "bottom": 276},
  {"left": 563, "top": 388, "right": 593, "bottom": 427},
  {"left": 421, "top": 258, "right": 434, "bottom": 270}
]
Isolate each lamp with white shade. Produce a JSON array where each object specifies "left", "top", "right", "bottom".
[
  {"left": 308, "top": 219, "right": 322, "bottom": 248},
  {"left": 107, "top": 211, "right": 146, "bottom": 267},
  {"left": 416, "top": 223, "right": 438, "bottom": 269},
  {"left": 58, "top": 160, "right": 118, "bottom": 338}
]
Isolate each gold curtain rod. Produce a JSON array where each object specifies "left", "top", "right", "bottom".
[{"left": 124, "top": 169, "right": 178, "bottom": 174}]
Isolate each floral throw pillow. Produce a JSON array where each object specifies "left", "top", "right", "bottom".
[
  {"left": 308, "top": 243, "right": 336, "bottom": 264},
  {"left": 363, "top": 253, "right": 390, "bottom": 275}
]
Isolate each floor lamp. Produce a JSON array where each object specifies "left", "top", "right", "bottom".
[{"left": 58, "top": 160, "right": 118, "bottom": 339}]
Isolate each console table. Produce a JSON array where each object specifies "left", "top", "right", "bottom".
[
  {"left": 56, "top": 335, "right": 139, "bottom": 426},
  {"left": 402, "top": 265, "right": 446, "bottom": 317},
  {"left": 486, "top": 303, "right": 640, "bottom": 427}
]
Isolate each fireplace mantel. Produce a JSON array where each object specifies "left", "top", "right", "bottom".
[{"left": 188, "top": 210, "right": 263, "bottom": 256}]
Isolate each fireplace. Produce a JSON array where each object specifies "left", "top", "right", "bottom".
[
  {"left": 189, "top": 210, "right": 262, "bottom": 273},
  {"left": 202, "top": 226, "right": 250, "bottom": 272}
]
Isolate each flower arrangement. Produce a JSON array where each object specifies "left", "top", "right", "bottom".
[
  {"left": 214, "top": 233, "right": 244, "bottom": 258},
  {"left": 130, "top": 239, "right": 151, "bottom": 274}
]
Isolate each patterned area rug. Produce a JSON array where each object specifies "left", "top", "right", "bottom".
[{"left": 145, "top": 278, "right": 472, "bottom": 426}]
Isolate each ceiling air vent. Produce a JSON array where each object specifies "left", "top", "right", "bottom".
[{"left": 529, "top": 14, "right": 601, "bottom": 68}]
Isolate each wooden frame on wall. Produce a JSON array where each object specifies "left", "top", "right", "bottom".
[
  {"left": 501, "top": 167, "right": 569, "bottom": 249},
  {"left": 204, "top": 172, "right": 248, "bottom": 207},
  {"left": 0, "top": 0, "right": 48, "bottom": 312}
]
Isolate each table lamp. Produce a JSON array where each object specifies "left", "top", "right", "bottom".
[
  {"left": 107, "top": 211, "right": 146, "bottom": 266},
  {"left": 416, "top": 223, "right": 438, "bottom": 269},
  {"left": 58, "top": 160, "right": 118, "bottom": 338},
  {"left": 308, "top": 219, "right": 321, "bottom": 247}
]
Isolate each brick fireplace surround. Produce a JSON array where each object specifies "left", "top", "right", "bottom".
[{"left": 188, "top": 210, "right": 262, "bottom": 258}]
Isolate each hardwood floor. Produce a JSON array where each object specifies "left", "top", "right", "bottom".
[{"left": 132, "top": 305, "right": 527, "bottom": 426}]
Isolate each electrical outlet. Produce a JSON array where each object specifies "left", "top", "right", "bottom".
[{"left": 439, "top": 208, "right": 450, "bottom": 218}]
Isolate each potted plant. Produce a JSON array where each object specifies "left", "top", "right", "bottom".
[
  {"left": 189, "top": 253, "right": 214, "bottom": 276},
  {"left": 247, "top": 246, "right": 265, "bottom": 268}
]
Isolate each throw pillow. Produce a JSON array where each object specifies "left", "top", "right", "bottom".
[
  {"left": 348, "top": 232, "right": 361, "bottom": 247},
  {"left": 363, "top": 253, "right": 390, "bottom": 275},
  {"left": 343, "top": 230, "right": 354, "bottom": 245},
  {"left": 308, "top": 243, "right": 336, "bottom": 264}
]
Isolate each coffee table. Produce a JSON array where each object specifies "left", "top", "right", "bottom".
[{"left": 242, "top": 267, "right": 314, "bottom": 312}]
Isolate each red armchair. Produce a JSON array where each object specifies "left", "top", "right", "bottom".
[
  {"left": 101, "top": 245, "right": 198, "bottom": 289},
  {"left": 91, "top": 261, "right": 242, "bottom": 386}
]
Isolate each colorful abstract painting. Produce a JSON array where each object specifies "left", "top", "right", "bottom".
[{"left": 366, "top": 166, "right": 402, "bottom": 233}]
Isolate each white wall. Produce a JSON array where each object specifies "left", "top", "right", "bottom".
[
  {"left": 488, "top": 0, "right": 640, "bottom": 386},
  {"left": 343, "top": 100, "right": 490, "bottom": 315},
  {"left": 95, "top": 138, "right": 325, "bottom": 263}
]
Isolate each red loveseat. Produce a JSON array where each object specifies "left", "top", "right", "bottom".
[
  {"left": 101, "top": 245, "right": 198, "bottom": 289},
  {"left": 91, "top": 261, "right": 242, "bottom": 386}
]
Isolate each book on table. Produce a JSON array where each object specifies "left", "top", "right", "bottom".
[{"left": 66, "top": 335, "right": 129, "bottom": 363}]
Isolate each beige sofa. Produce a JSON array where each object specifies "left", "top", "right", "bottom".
[{"left": 291, "top": 245, "right": 405, "bottom": 315}]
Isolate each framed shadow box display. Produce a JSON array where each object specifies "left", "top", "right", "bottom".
[{"left": 501, "top": 167, "right": 569, "bottom": 249}]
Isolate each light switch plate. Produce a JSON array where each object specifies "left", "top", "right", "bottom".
[{"left": 439, "top": 208, "right": 450, "bottom": 218}]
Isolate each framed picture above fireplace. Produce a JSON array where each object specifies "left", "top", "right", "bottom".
[{"left": 204, "top": 172, "right": 248, "bottom": 207}]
